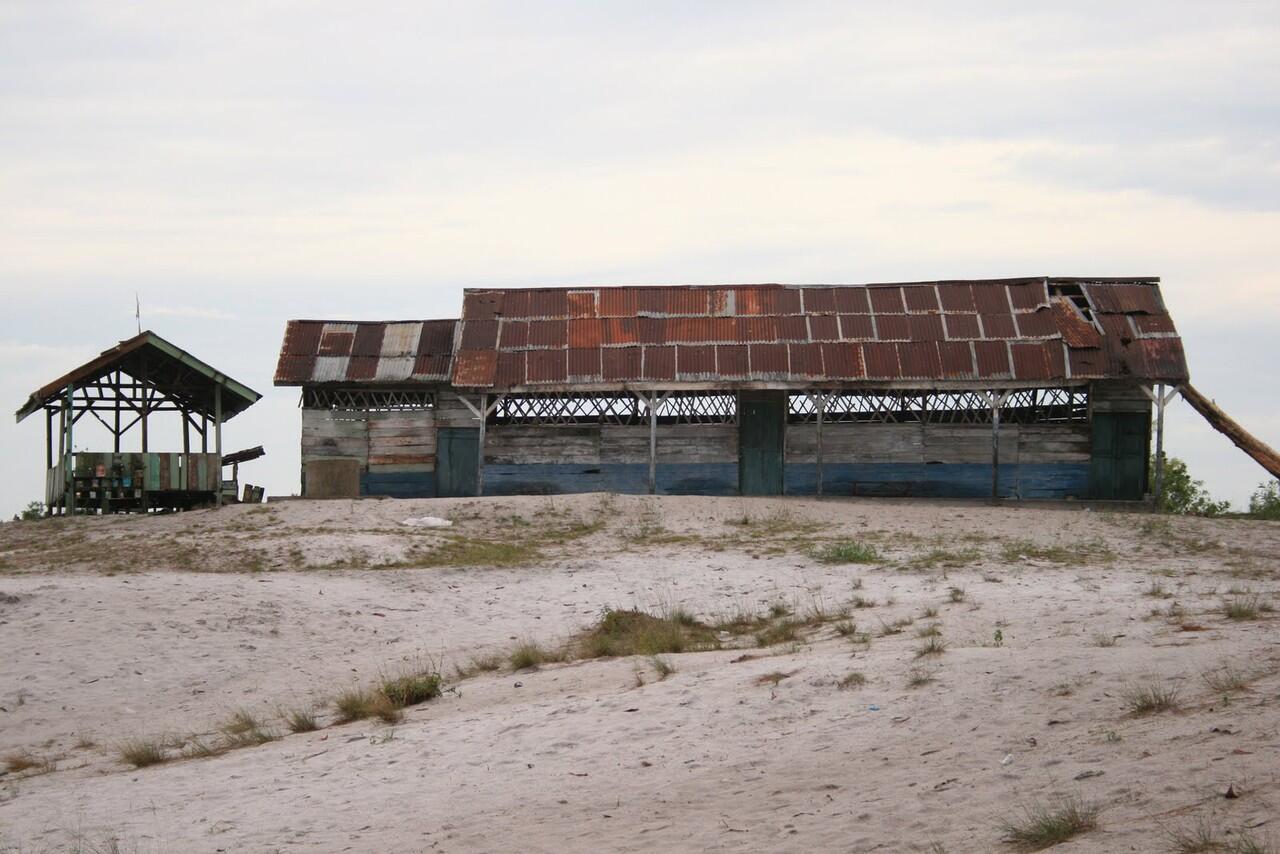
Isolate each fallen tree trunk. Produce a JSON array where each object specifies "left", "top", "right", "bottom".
[{"left": 1180, "top": 383, "right": 1280, "bottom": 480}]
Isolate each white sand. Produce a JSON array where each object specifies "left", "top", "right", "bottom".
[{"left": 0, "top": 495, "right": 1277, "bottom": 852}]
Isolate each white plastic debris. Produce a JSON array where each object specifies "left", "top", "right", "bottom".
[{"left": 401, "top": 516, "right": 453, "bottom": 528}]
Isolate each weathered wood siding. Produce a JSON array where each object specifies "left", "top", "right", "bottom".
[
  {"left": 301, "top": 407, "right": 437, "bottom": 497},
  {"left": 1090, "top": 381, "right": 1152, "bottom": 414},
  {"left": 783, "top": 421, "right": 1090, "bottom": 498},
  {"left": 481, "top": 423, "right": 738, "bottom": 495}
]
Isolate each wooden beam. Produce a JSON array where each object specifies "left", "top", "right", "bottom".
[
  {"left": 1180, "top": 383, "right": 1280, "bottom": 480},
  {"left": 215, "top": 383, "right": 223, "bottom": 507},
  {"left": 64, "top": 384, "right": 75, "bottom": 516},
  {"left": 477, "top": 393, "right": 487, "bottom": 497},
  {"left": 815, "top": 392, "right": 827, "bottom": 498}
]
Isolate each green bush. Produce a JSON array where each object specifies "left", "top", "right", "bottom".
[
  {"left": 1151, "top": 456, "right": 1230, "bottom": 516},
  {"left": 1249, "top": 480, "right": 1280, "bottom": 520}
]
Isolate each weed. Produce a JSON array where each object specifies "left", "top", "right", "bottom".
[
  {"left": 755, "top": 670, "right": 797, "bottom": 687},
  {"left": 118, "top": 738, "right": 169, "bottom": 768},
  {"left": 334, "top": 688, "right": 376, "bottom": 723},
  {"left": 1121, "top": 679, "right": 1180, "bottom": 715},
  {"left": 756, "top": 619, "right": 802, "bottom": 647},
  {"left": 906, "top": 667, "right": 935, "bottom": 688},
  {"left": 1202, "top": 662, "right": 1251, "bottom": 694},
  {"left": 580, "top": 609, "right": 718, "bottom": 658},
  {"left": 2, "top": 750, "right": 53, "bottom": 775},
  {"left": 947, "top": 586, "right": 966, "bottom": 603},
  {"left": 998, "top": 794, "right": 1099, "bottom": 850},
  {"left": 509, "top": 641, "right": 565, "bottom": 670},
  {"left": 381, "top": 671, "right": 443, "bottom": 707},
  {"left": 921, "top": 606, "right": 939, "bottom": 618},
  {"left": 650, "top": 656, "right": 676, "bottom": 679},
  {"left": 1223, "top": 594, "right": 1271, "bottom": 620},
  {"left": 837, "top": 671, "right": 867, "bottom": 690},
  {"left": 813, "top": 540, "right": 880, "bottom": 564},
  {"left": 915, "top": 623, "right": 942, "bottom": 639},
  {"left": 915, "top": 636, "right": 946, "bottom": 657}
]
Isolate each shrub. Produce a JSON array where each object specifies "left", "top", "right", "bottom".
[
  {"left": 1153, "top": 456, "right": 1230, "bottom": 516},
  {"left": 284, "top": 707, "right": 319, "bottom": 733},
  {"left": 1248, "top": 480, "right": 1280, "bottom": 519}
]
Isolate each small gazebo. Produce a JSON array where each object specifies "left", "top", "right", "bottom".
[{"left": 15, "top": 331, "right": 261, "bottom": 514}]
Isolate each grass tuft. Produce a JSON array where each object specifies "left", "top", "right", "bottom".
[
  {"left": 812, "top": 540, "right": 880, "bottom": 564},
  {"left": 580, "top": 608, "right": 718, "bottom": 658},
  {"left": 1121, "top": 679, "right": 1180, "bottom": 715},
  {"left": 283, "top": 706, "right": 319, "bottom": 734},
  {"left": 380, "top": 671, "right": 443, "bottom": 707},
  {"left": 837, "top": 671, "right": 867, "bottom": 690},
  {"left": 1223, "top": 594, "right": 1271, "bottom": 621},
  {"left": 999, "top": 794, "right": 1100, "bottom": 850},
  {"left": 509, "top": 641, "right": 564, "bottom": 670},
  {"left": 118, "top": 738, "right": 169, "bottom": 768},
  {"left": 915, "top": 636, "right": 946, "bottom": 657},
  {"left": 334, "top": 688, "right": 376, "bottom": 723},
  {"left": 906, "top": 667, "right": 935, "bottom": 688}
]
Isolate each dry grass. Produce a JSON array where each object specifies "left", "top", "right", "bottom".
[
  {"left": 999, "top": 794, "right": 1100, "bottom": 850},
  {"left": 283, "top": 706, "right": 319, "bottom": 734},
  {"left": 2, "top": 750, "right": 54, "bottom": 775},
  {"left": 649, "top": 656, "right": 676, "bottom": 679},
  {"left": 333, "top": 688, "right": 377, "bottom": 723},
  {"left": 837, "top": 671, "right": 867, "bottom": 690},
  {"left": 915, "top": 636, "right": 946, "bottom": 657},
  {"left": 1202, "top": 662, "right": 1253, "bottom": 695},
  {"left": 1091, "top": 632, "right": 1118, "bottom": 648},
  {"left": 1165, "top": 815, "right": 1276, "bottom": 854},
  {"left": 1121, "top": 679, "right": 1181, "bottom": 715},
  {"left": 380, "top": 671, "right": 443, "bottom": 707},
  {"left": 906, "top": 667, "right": 936, "bottom": 688},
  {"left": 118, "top": 738, "right": 169, "bottom": 768},
  {"left": 1223, "top": 594, "right": 1272, "bottom": 621},
  {"left": 754, "top": 670, "right": 797, "bottom": 687},
  {"left": 509, "top": 641, "right": 565, "bottom": 670},
  {"left": 578, "top": 608, "right": 718, "bottom": 658}
]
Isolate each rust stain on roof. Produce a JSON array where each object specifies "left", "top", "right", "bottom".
[{"left": 277, "top": 278, "right": 1187, "bottom": 390}]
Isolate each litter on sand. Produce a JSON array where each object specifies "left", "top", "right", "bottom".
[{"left": 401, "top": 516, "right": 453, "bottom": 528}]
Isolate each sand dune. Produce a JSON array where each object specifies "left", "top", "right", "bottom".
[{"left": 1, "top": 495, "right": 1277, "bottom": 852}]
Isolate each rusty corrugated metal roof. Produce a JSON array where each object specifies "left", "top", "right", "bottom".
[
  {"left": 274, "top": 277, "right": 1187, "bottom": 391},
  {"left": 446, "top": 279, "right": 1187, "bottom": 389},
  {"left": 274, "top": 319, "right": 457, "bottom": 385}
]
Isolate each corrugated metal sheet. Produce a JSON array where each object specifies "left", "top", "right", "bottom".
[
  {"left": 275, "top": 278, "right": 1188, "bottom": 390},
  {"left": 274, "top": 319, "right": 457, "bottom": 385}
]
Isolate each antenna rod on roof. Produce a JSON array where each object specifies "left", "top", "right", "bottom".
[{"left": 135, "top": 292, "right": 141, "bottom": 334}]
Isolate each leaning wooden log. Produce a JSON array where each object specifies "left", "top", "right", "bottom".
[{"left": 1180, "top": 383, "right": 1280, "bottom": 480}]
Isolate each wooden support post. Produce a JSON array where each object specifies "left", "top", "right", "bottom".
[
  {"left": 1153, "top": 383, "right": 1166, "bottom": 505},
  {"left": 65, "top": 384, "right": 75, "bottom": 516},
  {"left": 201, "top": 414, "right": 208, "bottom": 453},
  {"left": 647, "top": 394, "right": 658, "bottom": 495},
  {"left": 45, "top": 408, "right": 53, "bottom": 471},
  {"left": 815, "top": 392, "right": 826, "bottom": 498},
  {"left": 214, "top": 384, "right": 223, "bottom": 507},
  {"left": 476, "top": 393, "right": 487, "bottom": 497},
  {"left": 987, "top": 391, "right": 1008, "bottom": 503},
  {"left": 113, "top": 373, "right": 121, "bottom": 453},
  {"left": 182, "top": 410, "right": 190, "bottom": 454}
]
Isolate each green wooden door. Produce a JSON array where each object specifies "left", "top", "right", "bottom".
[
  {"left": 437, "top": 427, "right": 479, "bottom": 497},
  {"left": 1090, "top": 413, "right": 1149, "bottom": 500},
  {"left": 739, "top": 391, "right": 785, "bottom": 495}
]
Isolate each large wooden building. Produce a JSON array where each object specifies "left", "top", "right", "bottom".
[{"left": 275, "top": 278, "right": 1189, "bottom": 502}]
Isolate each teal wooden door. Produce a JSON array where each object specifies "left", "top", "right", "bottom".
[
  {"left": 437, "top": 427, "right": 479, "bottom": 497},
  {"left": 1090, "top": 413, "right": 1149, "bottom": 500},
  {"left": 739, "top": 392, "right": 785, "bottom": 495}
]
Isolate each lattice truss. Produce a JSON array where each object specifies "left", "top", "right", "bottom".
[
  {"left": 788, "top": 388, "right": 1088, "bottom": 425},
  {"left": 303, "top": 388, "right": 436, "bottom": 411},
  {"left": 490, "top": 392, "right": 738, "bottom": 425}
]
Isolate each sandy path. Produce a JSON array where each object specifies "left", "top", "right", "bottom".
[{"left": 1, "top": 495, "right": 1278, "bottom": 852}]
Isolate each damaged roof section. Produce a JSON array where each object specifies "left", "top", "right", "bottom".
[
  {"left": 448, "top": 278, "right": 1187, "bottom": 391},
  {"left": 274, "top": 319, "right": 457, "bottom": 385}
]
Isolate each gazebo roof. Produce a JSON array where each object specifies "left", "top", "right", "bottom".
[{"left": 15, "top": 330, "right": 261, "bottom": 423}]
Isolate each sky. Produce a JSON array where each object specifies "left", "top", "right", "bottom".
[{"left": 2, "top": 1, "right": 1278, "bottom": 517}]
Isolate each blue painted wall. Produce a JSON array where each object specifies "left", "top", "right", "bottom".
[
  {"left": 361, "top": 471, "right": 437, "bottom": 498},
  {"left": 482, "top": 463, "right": 739, "bottom": 496},
  {"left": 356, "top": 462, "right": 1088, "bottom": 500},
  {"left": 784, "top": 462, "right": 1089, "bottom": 499}
]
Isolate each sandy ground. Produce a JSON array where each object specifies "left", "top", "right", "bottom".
[{"left": 0, "top": 494, "right": 1278, "bottom": 853}]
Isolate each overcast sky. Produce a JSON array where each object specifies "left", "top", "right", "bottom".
[{"left": 2, "top": 1, "right": 1278, "bottom": 517}]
